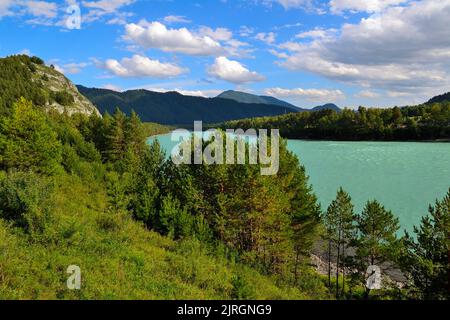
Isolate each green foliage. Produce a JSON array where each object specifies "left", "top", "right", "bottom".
[
  {"left": 0, "top": 172, "right": 55, "bottom": 240},
  {"left": 0, "top": 95, "right": 446, "bottom": 300},
  {"left": 51, "top": 90, "right": 74, "bottom": 106},
  {"left": 349, "top": 200, "right": 401, "bottom": 297},
  {"left": 0, "top": 98, "right": 62, "bottom": 174},
  {"left": 323, "top": 188, "right": 356, "bottom": 298},
  {"left": 30, "top": 56, "right": 44, "bottom": 65},
  {"left": 222, "top": 102, "right": 450, "bottom": 141},
  {"left": 0, "top": 55, "right": 49, "bottom": 113},
  {"left": 400, "top": 189, "right": 450, "bottom": 300}
]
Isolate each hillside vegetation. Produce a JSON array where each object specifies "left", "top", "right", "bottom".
[
  {"left": 0, "top": 97, "right": 328, "bottom": 299},
  {"left": 0, "top": 97, "right": 448, "bottom": 300},
  {"left": 0, "top": 55, "right": 99, "bottom": 116}
]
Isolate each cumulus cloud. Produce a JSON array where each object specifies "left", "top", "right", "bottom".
[
  {"left": 124, "top": 21, "right": 251, "bottom": 57},
  {"left": 198, "top": 26, "right": 232, "bottom": 41},
  {"left": 104, "top": 54, "right": 188, "bottom": 78},
  {"left": 124, "top": 21, "right": 224, "bottom": 56},
  {"left": 208, "top": 56, "right": 265, "bottom": 84},
  {"left": 275, "top": 0, "right": 450, "bottom": 98},
  {"left": 264, "top": 87, "right": 345, "bottom": 102}
]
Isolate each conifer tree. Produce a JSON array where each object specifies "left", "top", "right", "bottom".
[
  {"left": 401, "top": 189, "right": 450, "bottom": 300},
  {"left": 323, "top": 188, "right": 356, "bottom": 298},
  {"left": 353, "top": 200, "right": 400, "bottom": 298}
]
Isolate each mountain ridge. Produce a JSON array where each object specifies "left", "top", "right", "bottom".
[
  {"left": 77, "top": 86, "right": 299, "bottom": 125},
  {"left": 217, "top": 90, "right": 300, "bottom": 111}
]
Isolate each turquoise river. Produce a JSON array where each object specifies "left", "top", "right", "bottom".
[{"left": 149, "top": 133, "right": 450, "bottom": 233}]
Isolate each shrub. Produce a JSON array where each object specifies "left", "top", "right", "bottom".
[{"left": 0, "top": 172, "right": 54, "bottom": 238}]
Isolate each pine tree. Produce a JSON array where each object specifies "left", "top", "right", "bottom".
[
  {"left": 0, "top": 97, "right": 62, "bottom": 174},
  {"left": 401, "top": 189, "right": 450, "bottom": 300},
  {"left": 106, "top": 108, "right": 127, "bottom": 163},
  {"left": 323, "top": 188, "right": 356, "bottom": 298},
  {"left": 353, "top": 200, "right": 400, "bottom": 298}
]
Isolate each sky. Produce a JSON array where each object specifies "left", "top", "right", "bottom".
[{"left": 0, "top": 0, "right": 449, "bottom": 108}]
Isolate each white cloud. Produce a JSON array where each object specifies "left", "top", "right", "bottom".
[
  {"left": 104, "top": 54, "right": 187, "bottom": 78},
  {"left": 50, "top": 61, "right": 90, "bottom": 75},
  {"left": 0, "top": 0, "right": 57, "bottom": 19},
  {"left": 208, "top": 56, "right": 265, "bottom": 84},
  {"left": 264, "top": 87, "right": 345, "bottom": 101},
  {"left": 163, "top": 15, "right": 191, "bottom": 24},
  {"left": 295, "top": 27, "right": 336, "bottom": 40},
  {"left": 198, "top": 26, "right": 233, "bottom": 41},
  {"left": 355, "top": 90, "right": 380, "bottom": 98},
  {"left": 275, "top": 0, "right": 450, "bottom": 98},
  {"left": 329, "top": 0, "right": 409, "bottom": 13},
  {"left": 23, "top": 1, "right": 57, "bottom": 18},
  {"left": 255, "top": 32, "right": 276, "bottom": 44},
  {"left": 82, "top": 0, "right": 134, "bottom": 13},
  {"left": 124, "top": 21, "right": 224, "bottom": 56},
  {"left": 81, "top": 0, "right": 134, "bottom": 23},
  {"left": 0, "top": 0, "right": 15, "bottom": 17}
]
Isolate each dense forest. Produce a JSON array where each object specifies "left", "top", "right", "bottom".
[
  {"left": 0, "top": 96, "right": 448, "bottom": 299},
  {"left": 221, "top": 103, "right": 450, "bottom": 141}
]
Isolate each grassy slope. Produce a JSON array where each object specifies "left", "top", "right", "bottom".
[{"left": 0, "top": 174, "right": 308, "bottom": 300}]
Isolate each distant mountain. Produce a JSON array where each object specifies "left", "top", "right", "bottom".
[
  {"left": 78, "top": 86, "right": 299, "bottom": 125},
  {"left": 427, "top": 92, "right": 450, "bottom": 104},
  {"left": 312, "top": 103, "right": 341, "bottom": 112},
  {"left": 217, "top": 90, "right": 300, "bottom": 111}
]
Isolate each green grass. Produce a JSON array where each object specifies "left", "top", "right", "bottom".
[{"left": 0, "top": 173, "right": 310, "bottom": 300}]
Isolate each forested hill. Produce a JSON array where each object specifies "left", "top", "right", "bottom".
[
  {"left": 0, "top": 55, "right": 99, "bottom": 116},
  {"left": 220, "top": 101, "right": 450, "bottom": 141},
  {"left": 427, "top": 92, "right": 450, "bottom": 104},
  {"left": 217, "top": 90, "right": 300, "bottom": 111},
  {"left": 77, "top": 86, "right": 299, "bottom": 125}
]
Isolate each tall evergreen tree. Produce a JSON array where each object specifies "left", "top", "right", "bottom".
[
  {"left": 323, "top": 188, "right": 356, "bottom": 298},
  {"left": 352, "top": 200, "right": 400, "bottom": 298},
  {"left": 401, "top": 189, "right": 450, "bottom": 300}
]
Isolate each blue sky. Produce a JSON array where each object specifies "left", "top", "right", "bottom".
[{"left": 1, "top": 0, "right": 449, "bottom": 108}]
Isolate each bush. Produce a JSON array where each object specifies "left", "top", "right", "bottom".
[
  {"left": 31, "top": 56, "right": 44, "bottom": 65},
  {"left": 0, "top": 172, "right": 55, "bottom": 239},
  {"left": 52, "top": 91, "right": 74, "bottom": 106}
]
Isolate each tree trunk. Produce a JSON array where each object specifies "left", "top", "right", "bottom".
[
  {"left": 328, "top": 239, "right": 332, "bottom": 288},
  {"left": 294, "top": 249, "right": 300, "bottom": 286},
  {"left": 342, "top": 242, "right": 346, "bottom": 297},
  {"left": 336, "top": 229, "right": 341, "bottom": 299}
]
